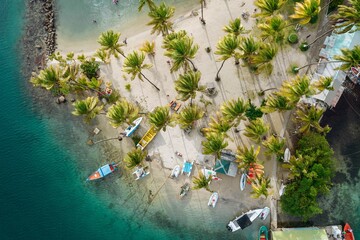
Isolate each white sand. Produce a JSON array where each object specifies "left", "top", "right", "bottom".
[{"left": 56, "top": 0, "right": 313, "bottom": 231}]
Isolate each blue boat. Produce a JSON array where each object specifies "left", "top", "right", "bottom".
[
  {"left": 181, "top": 160, "right": 194, "bottom": 177},
  {"left": 86, "top": 163, "right": 117, "bottom": 181},
  {"left": 124, "top": 117, "right": 142, "bottom": 137}
]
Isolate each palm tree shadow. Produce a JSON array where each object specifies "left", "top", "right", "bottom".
[{"left": 223, "top": 0, "right": 234, "bottom": 20}]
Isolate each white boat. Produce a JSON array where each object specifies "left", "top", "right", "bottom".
[
  {"left": 240, "top": 173, "right": 247, "bottom": 191},
  {"left": 124, "top": 117, "right": 143, "bottom": 137},
  {"left": 279, "top": 182, "right": 286, "bottom": 196},
  {"left": 133, "top": 166, "right": 150, "bottom": 180},
  {"left": 226, "top": 208, "right": 263, "bottom": 232},
  {"left": 208, "top": 192, "right": 219, "bottom": 208},
  {"left": 283, "top": 148, "right": 290, "bottom": 163},
  {"left": 260, "top": 207, "right": 270, "bottom": 220},
  {"left": 170, "top": 165, "right": 181, "bottom": 179}
]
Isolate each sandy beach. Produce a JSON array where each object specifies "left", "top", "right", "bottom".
[{"left": 54, "top": 0, "right": 313, "bottom": 234}]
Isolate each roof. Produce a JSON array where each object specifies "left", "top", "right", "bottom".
[
  {"left": 272, "top": 228, "right": 328, "bottom": 240},
  {"left": 214, "top": 159, "right": 238, "bottom": 177}
]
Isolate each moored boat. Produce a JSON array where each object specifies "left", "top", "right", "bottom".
[
  {"left": 260, "top": 207, "right": 270, "bottom": 220},
  {"left": 240, "top": 173, "right": 247, "bottom": 191},
  {"left": 133, "top": 166, "right": 150, "bottom": 180},
  {"left": 344, "top": 223, "right": 355, "bottom": 240},
  {"left": 258, "top": 226, "right": 269, "bottom": 240},
  {"left": 180, "top": 183, "right": 190, "bottom": 198},
  {"left": 170, "top": 165, "right": 181, "bottom": 179},
  {"left": 124, "top": 117, "right": 143, "bottom": 137},
  {"left": 208, "top": 192, "right": 219, "bottom": 208},
  {"left": 86, "top": 163, "right": 117, "bottom": 181},
  {"left": 226, "top": 208, "right": 263, "bottom": 232}
]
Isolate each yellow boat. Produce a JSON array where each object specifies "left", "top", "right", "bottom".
[{"left": 136, "top": 126, "right": 158, "bottom": 150}]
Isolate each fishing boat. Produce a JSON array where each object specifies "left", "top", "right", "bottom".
[
  {"left": 240, "top": 173, "right": 247, "bottom": 191},
  {"left": 124, "top": 117, "right": 142, "bottom": 137},
  {"left": 226, "top": 208, "right": 263, "bottom": 232},
  {"left": 180, "top": 183, "right": 190, "bottom": 198},
  {"left": 208, "top": 192, "right": 219, "bottom": 208},
  {"left": 258, "top": 226, "right": 269, "bottom": 240},
  {"left": 136, "top": 126, "right": 158, "bottom": 150},
  {"left": 86, "top": 163, "right": 117, "bottom": 181},
  {"left": 181, "top": 160, "right": 194, "bottom": 177},
  {"left": 133, "top": 166, "right": 150, "bottom": 180},
  {"left": 170, "top": 165, "right": 181, "bottom": 179},
  {"left": 260, "top": 207, "right": 270, "bottom": 220},
  {"left": 344, "top": 223, "right": 355, "bottom": 240}
]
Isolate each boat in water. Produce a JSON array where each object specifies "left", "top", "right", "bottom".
[
  {"left": 240, "top": 173, "right": 247, "bottom": 191},
  {"left": 180, "top": 183, "right": 190, "bottom": 198},
  {"left": 226, "top": 208, "right": 263, "bottom": 232},
  {"left": 133, "top": 166, "right": 150, "bottom": 180},
  {"left": 344, "top": 223, "right": 355, "bottom": 240},
  {"left": 170, "top": 165, "right": 181, "bottom": 179},
  {"left": 258, "top": 226, "right": 269, "bottom": 240},
  {"left": 124, "top": 117, "right": 142, "bottom": 137},
  {"left": 260, "top": 207, "right": 270, "bottom": 220},
  {"left": 208, "top": 192, "right": 219, "bottom": 208},
  {"left": 86, "top": 163, "right": 117, "bottom": 181}
]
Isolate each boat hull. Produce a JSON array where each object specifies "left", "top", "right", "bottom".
[
  {"left": 344, "top": 223, "right": 355, "bottom": 240},
  {"left": 258, "top": 226, "right": 268, "bottom": 240},
  {"left": 87, "top": 163, "right": 117, "bottom": 181},
  {"left": 240, "top": 173, "right": 247, "bottom": 191},
  {"left": 208, "top": 192, "right": 218, "bottom": 208},
  {"left": 170, "top": 165, "right": 180, "bottom": 179},
  {"left": 124, "top": 117, "right": 142, "bottom": 137}
]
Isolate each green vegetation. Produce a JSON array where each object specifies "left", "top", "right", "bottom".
[
  {"left": 245, "top": 100, "right": 263, "bottom": 121},
  {"left": 299, "top": 41, "right": 310, "bottom": 51},
  {"left": 192, "top": 171, "right": 212, "bottom": 192},
  {"left": 287, "top": 32, "right": 299, "bottom": 44},
  {"left": 125, "top": 83, "right": 131, "bottom": 92},
  {"left": 80, "top": 60, "right": 100, "bottom": 79},
  {"left": 124, "top": 148, "right": 147, "bottom": 169}
]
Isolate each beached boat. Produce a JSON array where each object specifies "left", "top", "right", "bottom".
[
  {"left": 180, "top": 183, "right": 190, "bottom": 198},
  {"left": 181, "top": 160, "right": 194, "bottom": 177},
  {"left": 124, "top": 117, "right": 142, "bottom": 137},
  {"left": 258, "top": 226, "right": 269, "bottom": 240},
  {"left": 240, "top": 173, "right": 247, "bottom": 191},
  {"left": 226, "top": 208, "right": 263, "bottom": 232},
  {"left": 136, "top": 126, "right": 158, "bottom": 150},
  {"left": 344, "top": 223, "right": 355, "bottom": 240},
  {"left": 284, "top": 148, "right": 291, "bottom": 163},
  {"left": 86, "top": 163, "right": 117, "bottom": 181},
  {"left": 260, "top": 207, "right": 270, "bottom": 220},
  {"left": 170, "top": 165, "right": 181, "bottom": 179},
  {"left": 208, "top": 192, "right": 219, "bottom": 208},
  {"left": 133, "top": 167, "right": 150, "bottom": 180},
  {"left": 279, "top": 182, "right": 286, "bottom": 196}
]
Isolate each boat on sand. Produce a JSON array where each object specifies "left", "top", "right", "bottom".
[
  {"left": 226, "top": 208, "right": 263, "bottom": 232},
  {"left": 124, "top": 117, "right": 142, "bottom": 137},
  {"left": 344, "top": 223, "right": 355, "bottom": 240},
  {"left": 86, "top": 163, "right": 117, "bottom": 181},
  {"left": 181, "top": 160, "right": 194, "bottom": 177},
  {"left": 208, "top": 192, "right": 218, "bottom": 208},
  {"left": 180, "top": 183, "right": 190, "bottom": 198},
  {"left": 258, "top": 226, "right": 269, "bottom": 240},
  {"left": 240, "top": 173, "right": 247, "bottom": 191},
  {"left": 170, "top": 165, "right": 180, "bottom": 179},
  {"left": 133, "top": 166, "right": 150, "bottom": 180}
]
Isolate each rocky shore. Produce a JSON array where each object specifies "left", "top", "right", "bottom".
[{"left": 21, "top": 0, "right": 56, "bottom": 78}]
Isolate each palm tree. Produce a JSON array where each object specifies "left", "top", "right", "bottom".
[
  {"left": 214, "top": 34, "right": 241, "bottom": 80},
  {"left": 30, "top": 65, "right": 63, "bottom": 92},
  {"left": 223, "top": 18, "right": 249, "bottom": 36},
  {"left": 97, "top": 30, "right": 126, "bottom": 58},
  {"left": 106, "top": 99, "right": 139, "bottom": 128},
  {"left": 254, "top": 0, "right": 287, "bottom": 17},
  {"left": 72, "top": 96, "right": 103, "bottom": 123},
  {"left": 162, "top": 30, "right": 188, "bottom": 50},
  {"left": 94, "top": 49, "right": 109, "bottom": 64},
  {"left": 244, "top": 118, "right": 270, "bottom": 143},
  {"left": 311, "top": 76, "right": 334, "bottom": 92},
  {"left": 331, "top": 0, "right": 360, "bottom": 34},
  {"left": 334, "top": 45, "right": 360, "bottom": 71},
  {"left": 238, "top": 36, "right": 260, "bottom": 64},
  {"left": 251, "top": 175, "right": 271, "bottom": 199},
  {"left": 257, "top": 14, "right": 287, "bottom": 44},
  {"left": 278, "top": 75, "right": 315, "bottom": 104},
  {"left": 261, "top": 93, "right": 294, "bottom": 113},
  {"left": 220, "top": 98, "right": 248, "bottom": 126},
  {"left": 262, "top": 135, "right": 285, "bottom": 156},
  {"left": 138, "top": 0, "right": 156, "bottom": 12},
  {"left": 202, "top": 133, "right": 229, "bottom": 160},
  {"left": 176, "top": 104, "right": 205, "bottom": 129},
  {"left": 236, "top": 145, "right": 261, "bottom": 170},
  {"left": 203, "top": 113, "right": 233, "bottom": 138},
  {"left": 250, "top": 43, "right": 277, "bottom": 75},
  {"left": 139, "top": 40, "right": 156, "bottom": 57},
  {"left": 164, "top": 36, "right": 199, "bottom": 72},
  {"left": 123, "top": 50, "right": 159, "bottom": 91},
  {"left": 147, "top": 3, "right": 175, "bottom": 36},
  {"left": 290, "top": 0, "right": 321, "bottom": 25},
  {"left": 293, "top": 104, "right": 331, "bottom": 134},
  {"left": 174, "top": 71, "right": 205, "bottom": 104},
  {"left": 192, "top": 171, "right": 212, "bottom": 191},
  {"left": 124, "top": 148, "right": 147, "bottom": 169},
  {"left": 148, "top": 106, "right": 176, "bottom": 131}
]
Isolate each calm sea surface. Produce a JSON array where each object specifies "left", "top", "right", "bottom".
[{"left": 1, "top": 0, "right": 359, "bottom": 239}]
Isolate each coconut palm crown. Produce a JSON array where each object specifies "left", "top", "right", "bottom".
[
  {"left": 174, "top": 70, "right": 205, "bottom": 104},
  {"left": 138, "top": 0, "right": 156, "bottom": 12},
  {"left": 72, "top": 96, "right": 103, "bottom": 123},
  {"left": 262, "top": 135, "right": 285, "bottom": 157},
  {"left": 192, "top": 171, "right": 212, "bottom": 192},
  {"left": 147, "top": 3, "right": 175, "bottom": 36},
  {"left": 257, "top": 14, "right": 287, "bottom": 44},
  {"left": 333, "top": 45, "right": 360, "bottom": 71},
  {"left": 202, "top": 133, "right": 229, "bottom": 160},
  {"left": 176, "top": 104, "right": 205, "bottom": 129},
  {"left": 293, "top": 104, "right": 331, "bottom": 134},
  {"left": 124, "top": 148, "right": 147, "bottom": 169},
  {"left": 148, "top": 106, "right": 176, "bottom": 131},
  {"left": 106, "top": 99, "right": 139, "bottom": 128},
  {"left": 290, "top": 0, "right": 321, "bottom": 25},
  {"left": 254, "top": 0, "right": 287, "bottom": 17},
  {"left": 221, "top": 97, "right": 248, "bottom": 126},
  {"left": 244, "top": 118, "right": 270, "bottom": 143},
  {"left": 251, "top": 175, "right": 271, "bottom": 199},
  {"left": 236, "top": 145, "right": 261, "bottom": 170},
  {"left": 97, "top": 30, "right": 125, "bottom": 58},
  {"left": 331, "top": 0, "right": 360, "bottom": 34},
  {"left": 223, "top": 18, "right": 250, "bottom": 36},
  {"left": 278, "top": 75, "right": 315, "bottom": 104}
]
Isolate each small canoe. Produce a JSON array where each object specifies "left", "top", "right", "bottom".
[
  {"left": 258, "top": 226, "right": 269, "bottom": 240},
  {"left": 260, "top": 207, "right": 270, "bottom": 220},
  {"left": 124, "top": 117, "right": 143, "bottom": 137},
  {"left": 208, "top": 192, "right": 219, "bottom": 208},
  {"left": 87, "top": 163, "right": 117, "bottom": 181},
  {"left": 170, "top": 165, "right": 181, "bottom": 179},
  {"left": 344, "top": 223, "right": 355, "bottom": 240},
  {"left": 180, "top": 183, "right": 190, "bottom": 198},
  {"left": 240, "top": 173, "right": 247, "bottom": 191},
  {"left": 133, "top": 167, "right": 150, "bottom": 180}
]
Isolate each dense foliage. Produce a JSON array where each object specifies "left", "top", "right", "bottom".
[{"left": 280, "top": 132, "right": 335, "bottom": 220}]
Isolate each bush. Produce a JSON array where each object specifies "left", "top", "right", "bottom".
[
  {"left": 80, "top": 60, "right": 100, "bottom": 79},
  {"left": 288, "top": 33, "right": 299, "bottom": 44},
  {"left": 245, "top": 100, "right": 263, "bottom": 121},
  {"left": 299, "top": 42, "right": 309, "bottom": 51}
]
